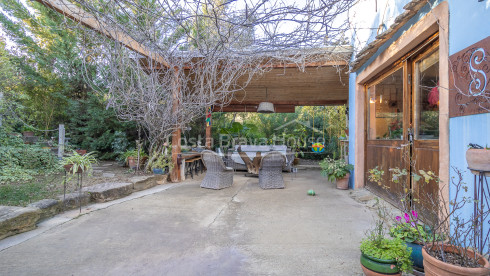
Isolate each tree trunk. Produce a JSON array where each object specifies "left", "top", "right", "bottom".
[{"left": 237, "top": 146, "right": 261, "bottom": 175}]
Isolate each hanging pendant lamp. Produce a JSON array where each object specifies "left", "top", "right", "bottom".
[{"left": 257, "top": 87, "right": 275, "bottom": 113}]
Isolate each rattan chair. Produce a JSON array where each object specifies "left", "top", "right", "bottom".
[
  {"left": 258, "top": 151, "right": 286, "bottom": 189},
  {"left": 200, "top": 150, "right": 234, "bottom": 190}
]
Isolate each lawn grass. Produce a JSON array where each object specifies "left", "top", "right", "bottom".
[{"left": 0, "top": 175, "right": 63, "bottom": 207}]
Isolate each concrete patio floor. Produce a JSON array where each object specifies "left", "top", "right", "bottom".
[{"left": 0, "top": 169, "right": 374, "bottom": 275}]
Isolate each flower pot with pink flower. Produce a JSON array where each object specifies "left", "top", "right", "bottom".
[{"left": 390, "top": 210, "right": 435, "bottom": 272}]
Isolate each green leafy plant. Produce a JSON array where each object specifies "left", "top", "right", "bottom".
[
  {"left": 0, "top": 130, "right": 60, "bottom": 184},
  {"left": 389, "top": 210, "right": 433, "bottom": 243},
  {"left": 61, "top": 151, "right": 98, "bottom": 176},
  {"left": 148, "top": 144, "right": 174, "bottom": 172},
  {"left": 361, "top": 207, "right": 413, "bottom": 273},
  {"left": 319, "top": 157, "right": 353, "bottom": 181},
  {"left": 121, "top": 149, "right": 148, "bottom": 163},
  {"left": 360, "top": 238, "right": 413, "bottom": 273}
]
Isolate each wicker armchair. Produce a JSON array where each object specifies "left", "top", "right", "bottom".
[
  {"left": 258, "top": 151, "right": 286, "bottom": 189},
  {"left": 200, "top": 150, "right": 234, "bottom": 190}
]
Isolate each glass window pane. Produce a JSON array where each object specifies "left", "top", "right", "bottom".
[
  {"left": 414, "top": 49, "right": 439, "bottom": 140},
  {"left": 368, "top": 68, "right": 404, "bottom": 140}
]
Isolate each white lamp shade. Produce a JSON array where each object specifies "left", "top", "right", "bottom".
[{"left": 257, "top": 102, "right": 275, "bottom": 113}]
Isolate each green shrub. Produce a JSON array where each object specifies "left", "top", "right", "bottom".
[{"left": 0, "top": 129, "right": 60, "bottom": 184}]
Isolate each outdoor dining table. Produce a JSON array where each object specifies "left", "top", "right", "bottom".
[{"left": 180, "top": 151, "right": 204, "bottom": 179}]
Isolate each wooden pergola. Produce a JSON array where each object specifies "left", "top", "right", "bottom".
[{"left": 36, "top": 0, "right": 352, "bottom": 182}]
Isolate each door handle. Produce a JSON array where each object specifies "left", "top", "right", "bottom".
[{"left": 407, "top": 128, "right": 414, "bottom": 143}]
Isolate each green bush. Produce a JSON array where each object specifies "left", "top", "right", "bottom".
[{"left": 0, "top": 130, "right": 60, "bottom": 184}]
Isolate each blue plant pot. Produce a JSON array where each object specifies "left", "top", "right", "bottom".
[
  {"left": 153, "top": 168, "right": 164, "bottom": 174},
  {"left": 406, "top": 242, "right": 424, "bottom": 270}
]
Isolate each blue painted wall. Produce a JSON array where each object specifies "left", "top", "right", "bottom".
[
  {"left": 447, "top": 0, "right": 490, "bottom": 240},
  {"left": 348, "top": 72, "right": 356, "bottom": 189},
  {"left": 349, "top": 0, "right": 490, "bottom": 247}
]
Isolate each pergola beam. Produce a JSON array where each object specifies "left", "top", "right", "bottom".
[{"left": 35, "top": 0, "right": 169, "bottom": 68}]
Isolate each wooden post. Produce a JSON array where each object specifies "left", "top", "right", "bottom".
[
  {"left": 205, "top": 106, "right": 212, "bottom": 149},
  {"left": 171, "top": 128, "right": 181, "bottom": 182},
  {"left": 58, "top": 124, "right": 65, "bottom": 159},
  {"left": 170, "top": 68, "right": 182, "bottom": 182}
]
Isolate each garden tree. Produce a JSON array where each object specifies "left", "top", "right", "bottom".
[
  {"left": 0, "top": 0, "right": 78, "bottom": 132},
  {"left": 37, "top": 0, "right": 353, "bottom": 168},
  {"left": 0, "top": 0, "right": 136, "bottom": 154},
  {"left": 0, "top": 37, "right": 20, "bottom": 129}
]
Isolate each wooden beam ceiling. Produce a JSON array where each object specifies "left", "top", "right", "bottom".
[{"left": 230, "top": 66, "right": 349, "bottom": 107}]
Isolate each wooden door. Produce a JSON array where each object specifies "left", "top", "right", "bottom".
[
  {"left": 365, "top": 38, "right": 440, "bottom": 217},
  {"left": 411, "top": 44, "right": 440, "bottom": 222},
  {"left": 366, "top": 66, "right": 410, "bottom": 208}
]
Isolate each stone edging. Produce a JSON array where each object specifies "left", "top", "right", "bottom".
[{"left": 0, "top": 174, "right": 168, "bottom": 241}]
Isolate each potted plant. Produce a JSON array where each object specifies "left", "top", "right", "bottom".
[
  {"left": 122, "top": 149, "right": 148, "bottom": 169},
  {"left": 390, "top": 210, "right": 434, "bottom": 271},
  {"left": 61, "top": 151, "right": 98, "bottom": 175},
  {"left": 75, "top": 149, "right": 87, "bottom": 155},
  {"left": 420, "top": 167, "right": 490, "bottom": 276},
  {"left": 466, "top": 143, "right": 490, "bottom": 171},
  {"left": 360, "top": 218, "right": 413, "bottom": 275},
  {"left": 150, "top": 148, "right": 174, "bottom": 175},
  {"left": 20, "top": 125, "right": 35, "bottom": 137},
  {"left": 319, "top": 157, "right": 353, "bottom": 189}
]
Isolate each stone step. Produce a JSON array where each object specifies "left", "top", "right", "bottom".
[
  {"left": 0, "top": 206, "right": 41, "bottom": 240},
  {"left": 83, "top": 182, "right": 133, "bottom": 203},
  {"left": 57, "top": 192, "right": 90, "bottom": 210},
  {"left": 28, "top": 199, "right": 61, "bottom": 221},
  {"left": 130, "top": 176, "right": 158, "bottom": 191}
]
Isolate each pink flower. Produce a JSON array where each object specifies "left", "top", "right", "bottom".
[
  {"left": 412, "top": 210, "right": 418, "bottom": 220},
  {"left": 395, "top": 216, "right": 402, "bottom": 222},
  {"left": 411, "top": 222, "right": 416, "bottom": 227},
  {"left": 404, "top": 213, "right": 410, "bottom": 223}
]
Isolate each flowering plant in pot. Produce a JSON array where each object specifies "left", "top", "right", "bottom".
[
  {"left": 319, "top": 157, "right": 353, "bottom": 190},
  {"left": 389, "top": 210, "right": 435, "bottom": 271},
  {"left": 360, "top": 207, "right": 413, "bottom": 276}
]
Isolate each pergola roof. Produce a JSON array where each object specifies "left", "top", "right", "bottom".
[
  {"left": 218, "top": 62, "right": 350, "bottom": 113},
  {"left": 37, "top": 0, "right": 352, "bottom": 113}
]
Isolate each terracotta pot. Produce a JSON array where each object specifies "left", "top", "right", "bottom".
[
  {"left": 466, "top": 149, "right": 490, "bottom": 171},
  {"left": 293, "top": 157, "right": 300, "bottom": 165},
  {"left": 360, "top": 253, "right": 401, "bottom": 276},
  {"left": 127, "top": 157, "right": 137, "bottom": 169},
  {"left": 75, "top": 149, "right": 87, "bottom": 155},
  {"left": 422, "top": 245, "right": 490, "bottom": 276},
  {"left": 63, "top": 164, "right": 84, "bottom": 174},
  {"left": 22, "top": 131, "right": 34, "bottom": 137},
  {"left": 336, "top": 173, "right": 350, "bottom": 190}
]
